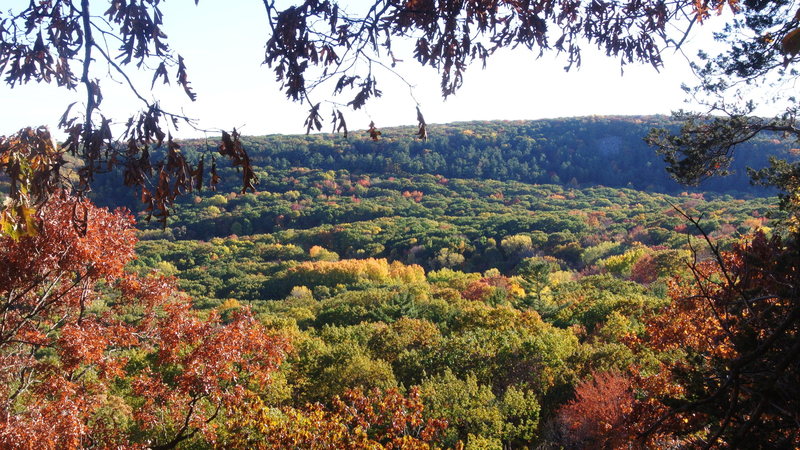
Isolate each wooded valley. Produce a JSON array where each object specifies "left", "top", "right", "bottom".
[
  {"left": 4, "top": 0, "right": 800, "bottom": 447},
  {"left": 3, "top": 116, "right": 781, "bottom": 448}
]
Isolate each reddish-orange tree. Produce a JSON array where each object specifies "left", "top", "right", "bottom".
[
  {"left": 623, "top": 232, "right": 800, "bottom": 447},
  {"left": 555, "top": 371, "right": 635, "bottom": 449},
  {"left": 0, "top": 194, "right": 290, "bottom": 448}
]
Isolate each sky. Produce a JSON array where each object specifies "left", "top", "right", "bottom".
[{"left": 0, "top": 1, "right": 726, "bottom": 139}]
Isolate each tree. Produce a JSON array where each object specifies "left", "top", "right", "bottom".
[
  {"left": 515, "top": 256, "right": 559, "bottom": 312},
  {"left": 226, "top": 387, "right": 448, "bottom": 448},
  {"left": 419, "top": 370, "right": 505, "bottom": 447},
  {"left": 554, "top": 371, "right": 635, "bottom": 449},
  {"left": 0, "top": 194, "right": 291, "bottom": 448},
  {"left": 626, "top": 232, "right": 800, "bottom": 447},
  {"left": 638, "top": 4, "right": 800, "bottom": 442}
]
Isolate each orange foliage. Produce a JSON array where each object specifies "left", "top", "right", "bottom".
[
  {"left": 625, "top": 233, "right": 800, "bottom": 447},
  {"left": 461, "top": 279, "right": 495, "bottom": 301},
  {"left": 0, "top": 195, "right": 290, "bottom": 448},
  {"left": 460, "top": 275, "right": 524, "bottom": 304},
  {"left": 742, "top": 216, "right": 768, "bottom": 230},
  {"left": 646, "top": 260, "right": 737, "bottom": 360},
  {"left": 402, "top": 190, "right": 424, "bottom": 202},
  {"left": 556, "top": 371, "right": 635, "bottom": 448},
  {"left": 228, "top": 387, "right": 447, "bottom": 448}
]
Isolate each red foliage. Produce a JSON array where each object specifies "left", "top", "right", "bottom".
[
  {"left": 629, "top": 254, "right": 658, "bottom": 284},
  {"left": 555, "top": 371, "right": 635, "bottom": 449},
  {"left": 0, "top": 195, "right": 290, "bottom": 448}
]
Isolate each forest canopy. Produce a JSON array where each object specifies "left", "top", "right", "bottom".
[{"left": 2, "top": 0, "right": 800, "bottom": 448}]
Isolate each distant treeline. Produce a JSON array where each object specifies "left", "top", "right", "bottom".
[
  {"left": 210, "top": 116, "right": 793, "bottom": 192},
  {"left": 89, "top": 116, "right": 795, "bottom": 211}
]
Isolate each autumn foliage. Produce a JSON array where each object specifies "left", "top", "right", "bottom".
[
  {"left": 584, "top": 232, "right": 800, "bottom": 448},
  {"left": 555, "top": 371, "right": 635, "bottom": 449},
  {"left": 227, "top": 387, "right": 447, "bottom": 449},
  {"left": 551, "top": 231, "right": 800, "bottom": 448},
  {"left": 0, "top": 194, "right": 290, "bottom": 448}
]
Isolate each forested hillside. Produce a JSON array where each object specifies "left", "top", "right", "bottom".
[
  {"left": 232, "top": 116, "right": 790, "bottom": 194},
  {"left": 89, "top": 116, "right": 795, "bottom": 214},
  {"left": 134, "top": 168, "right": 773, "bottom": 293},
  {"left": 2, "top": 112, "right": 796, "bottom": 447}
]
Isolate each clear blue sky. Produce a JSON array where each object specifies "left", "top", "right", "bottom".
[{"left": 1, "top": 1, "right": 728, "bottom": 138}]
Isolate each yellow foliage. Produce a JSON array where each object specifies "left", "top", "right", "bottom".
[
  {"left": 221, "top": 298, "right": 241, "bottom": 309},
  {"left": 598, "top": 247, "right": 648, "bottom": 276},
  {"left": 154, "top": 261, "right": 178, "bottom": 277},
  {"left": 309, "top": 245, "right": 324, "bottom": 258},
  {"left": 548, "top": 270, "right": 574, "bottom": 286},
  {"left": 289, "top": 285, "right": 314, "bottom": 299},
  {"left": 507, "top": 278, "right": 526, "bottom": 298},
  {"left": 291, "top": 258, "right": 425, "bottom": 284}
]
